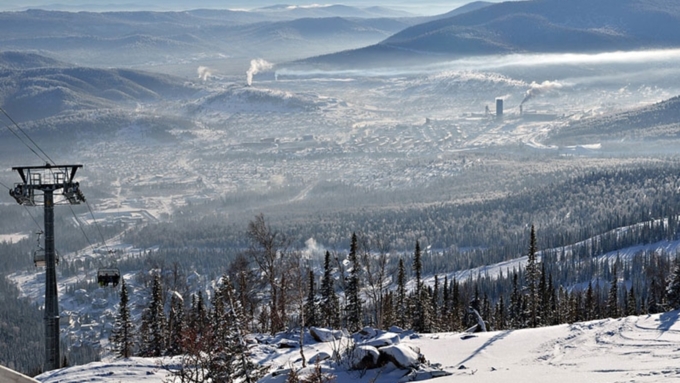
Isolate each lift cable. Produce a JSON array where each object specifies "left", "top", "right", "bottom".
[
  {"left": 23, "top": 206, "right": 44, "bottom": 232},
  {"left": 0, "top": 180, "right": 43, "bottom": 230},
  {"left": 67, "top": 205, "right": 96, "bottom": 254},
  {"left": 85, "top": 200, "right": 111, "bottom": 254},
  {"left": 2, "top": 122, "right": 50, "bottom": 165},
  {"left": 2, "top": 106, "right": 114, "bottom": 263},
  {"left": 0, "top": 107, "right": 55, "bottom": 165}
]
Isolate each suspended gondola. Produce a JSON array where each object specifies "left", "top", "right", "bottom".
[
  {"left": 33, "top": 231, "right": 59, "bottom": 267},
  {"left": 97, "top": 267, "right": 120, "bottom": 287},
  {"left": 97, "top": 250, "right": 120, "bottom": 287}
]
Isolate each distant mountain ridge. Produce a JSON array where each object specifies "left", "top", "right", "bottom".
[
  {"left": 0, "top": 53, "right": 197, "bottom": 122},
  {"left": 547, "top": 95, "right": 680, "bottom": 145},
  {"left": 0, "top": 7, "right": 417, "bottom": 68},
  {"left": 303, "top": 0, "right": 680, "bottom": 68}
]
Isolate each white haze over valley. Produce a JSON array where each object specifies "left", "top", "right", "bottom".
[{"left": 0, "top": 0, "right": 498, "bottom": 14}]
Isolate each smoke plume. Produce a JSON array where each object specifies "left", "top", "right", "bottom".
[
  {"left": 246, "top": 58, "right": 274, "bottom": 86},
  {"left": 521, "top": 80, "right": 563, "bottom": 106},
  {"left": 197, "top": 66, "right": 212, "bottom": 81}
]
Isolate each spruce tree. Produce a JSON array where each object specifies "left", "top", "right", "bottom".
[
  {"left": 585, "top": 282, "right": 595, "bottom": 321},
  {"left": 220, "top": 276, "right": 264, "bottom": 383},
  {"left": 509, "top": 272, "right": 524, "bottom": 328},
  {"left": 412, "top": 241, "right": 425, "bottom": 332},
  {"left": 139, "top": 275, "right": 167, "bottom": 357},
  {"left": 526, "top": 225, "right": 539, "bottom": 328},
  {"left": 626, "top": 286, "right": 638, "bottom": 316},
  {"left": 396, "top": 258, "right": 407, "bottom": 329},
  {"left": 607, "top": 266, "right": 620, "bottom": 318},
  {"left": 666, "top": 258, "right": 680, "bottom": 309},
  {"left": 345, "top": 233, "right": 363, "bottom": 332},
  {"left": 110, "top": 278, "right": 135, "bottom": 358},
  {"left": 167, "top": 291, "right": 184, "bottom": 356},
  {"left": 320, "top": 251, "right": 340, "bottom": 328},
  {"left": 304, "top": 269, "right": 318, "bottom": 328}
]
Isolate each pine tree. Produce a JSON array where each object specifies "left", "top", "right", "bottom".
[
  {"left": 382, "top": 291, "right": 395, "bottom": 329},
  {"left": 607, "top": 266, "right": 620, "bottom": 318},
  {"left": 345, "top": 233, "right": 363, "bottom": 332},
  {"left": 304, "top": 269, "right": 318, "bottom": 328},
  {"left": 412, "top": 241, "right": 425, "bottom": 332},
  {"left": 431, "top": 275, "right": 439, "bottom": 332},
  {"left": 626, "top": 286, "right": 638, "bottom": 316},
  {"left": 396, "top": 258, "right": 407, "bottom": 329},
  {"left": 110, "top": 278, "right": 135, "bottom": 358},
  {"left": 666, "top": 257, "right": 680, "bottom": 310},
  {"left": 167, "top": 291, "right": 184, "bottom": 356},
  {"left": 509, "top": 272, "right": 524, "bottom": 328},
  {"left": 450, "top": 277, "right": 461, "bottom": 331},
  {"left": 526, "top": 225, "right": 539, "bottom": 328},
  {"left": 585, "top": 282, "right": 595, "bottom": 321},
  {"left": 139, "top": 275, "right": 167, "bottom": 357},
  {"left": 320, "top": 251, "right": 340, "bottom": 329},
  {"left": 220, "top": 276, "right": 264, "bottom": 383}
]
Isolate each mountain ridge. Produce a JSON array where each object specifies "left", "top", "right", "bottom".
[{"left": 301, "top": 0, "right": 680, "bottom": 68}]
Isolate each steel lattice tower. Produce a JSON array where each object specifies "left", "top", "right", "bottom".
[{"left": 9, "top": 164, "right": 85, "bottom": 372}]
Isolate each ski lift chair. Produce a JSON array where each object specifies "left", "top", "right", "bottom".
[
  {"left": 34, "top": 249, "right": 45, "bottom": 267},
  {"left": 97, "top": 268, "right": 121, "bottom": 287}
]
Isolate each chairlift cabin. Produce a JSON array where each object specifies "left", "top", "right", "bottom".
[
  {"left": 97, "top": 268, "right": 120, "bottom": 287},
  {"left": 33, "top": 249, "right": 59, "bottom": 267}
]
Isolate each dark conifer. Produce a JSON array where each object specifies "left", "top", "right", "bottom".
[
  {"left": 304, "top": 269, "right": 318, "bottom": 328},
  {"left": 110, "top": 278, "right": 135, "bottom": 358},
  {"left": 139, "top": 275, "right": 167, "bottom": 357},
  {"left": 320, "top": 251, "right": 340, "bottom": 328},
  {"left": 345, "top": 233, "right": 363, "bottom": 332},
  {"left": 396, "top": 258, "right": 407, "bottom": 329},
  {"left": 607, "top": 266, "right": 620, "bottom": 318}
]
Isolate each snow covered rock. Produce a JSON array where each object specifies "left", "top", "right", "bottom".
[
  {"left": 276, "top": 339, "right": 298, "bottom": 348},
  {"left": 379, "top": 344, "right": 421, "bottom": 369},
  {"left": 350, "top": 345, "right": 380, "bottom": 370},
  {"left": 358, "top": 331, "right": 401, "bottom": 348},
  {"left": 308, "top": 352, "right": 331, "bottom": 364},
  {"left": 309, "top": 327, "right": 344, "bottom": 342}
]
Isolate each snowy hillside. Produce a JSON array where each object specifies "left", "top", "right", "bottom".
[{"left": 36, "top": 311, "right": 680, "bottom": 383}]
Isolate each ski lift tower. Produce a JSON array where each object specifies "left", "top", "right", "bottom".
[{"left": 9, "top": 164, "right": 85, "bottom": 372}]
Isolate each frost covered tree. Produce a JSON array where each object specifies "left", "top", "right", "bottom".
[
  {"left": 304, "top": 269, "right": 318, "bottom": 328},
  {"left": 167, "top": 291, "right": 184, "bottom": 356},
  {"left": 247, "top": 214, "right": 288, "bottom": 334},
  {"left": 110, "top": 278, "right": 135, "bottom": 358},
  {"left": 138, "top": 274, "right": 166, "bottom": 357},
  {"left": 666, "top": 257, "right": 680, "bottom": 310},
  {"left": 607, "top": 266, "right": 620, "bottom": 318},
  {"left": 395, "top": 258, "right": 407, "bottom": 329},
  {"left": 525, "top": 225, "right": 540, "bottom": 328},
  {"left": 319, "top": 251, "right": 340, "bottom": 329},
  {"left": 412, "top": 241, "right": 426, "bottom": 332},
  {"left": 344, "top": 233, "right": 363, "bottom": 332}
]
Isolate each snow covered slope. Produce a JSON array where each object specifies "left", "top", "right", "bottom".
[{"left": 35, "top": 311, "right": 680, "bottom": 383}]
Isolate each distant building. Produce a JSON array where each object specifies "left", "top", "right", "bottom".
[{"left": 496, "top": 98, "right": 504, "bottom": 118}]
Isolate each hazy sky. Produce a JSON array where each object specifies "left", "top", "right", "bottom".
[{"left": 0, "top": 0, "right": 505, "bottom": 15}]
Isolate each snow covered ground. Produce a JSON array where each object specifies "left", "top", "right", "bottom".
[{"left": 36, "top": 311, "right": 680, "bottom": 383}]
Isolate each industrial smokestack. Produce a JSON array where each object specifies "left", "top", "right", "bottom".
[{"left": 496, "top": 98, "right": 503, "bottom": 119}]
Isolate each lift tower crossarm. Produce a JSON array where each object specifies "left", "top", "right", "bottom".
[{"left": 9, "top": 164, "right": 84, "bottom": 372}]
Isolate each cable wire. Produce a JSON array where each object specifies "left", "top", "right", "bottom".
[
  {"left": 85, "top": 200, "right": 111, "bottom": 254},
  {"left": 68, "top": 205, "right": 96, "bottom": 254},
  {"left": 0, "top": 107, "right": 55, "bottom": 165},
  {"left": 23, "top": 205, "right": 44, "bottom": 232},
  {"left": 2, "top": 123, "right": 50, "bottom": 164}
]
